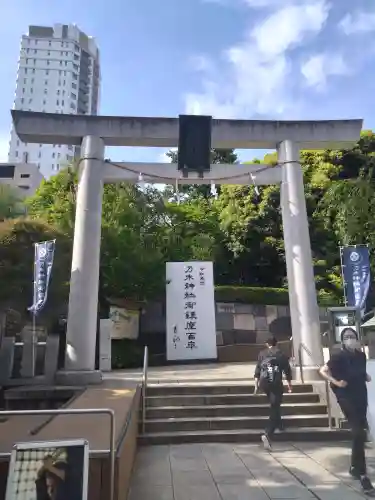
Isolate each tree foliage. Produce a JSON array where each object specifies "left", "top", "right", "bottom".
[{"left": 3, "top": 131, "right": 375, "bottom": 315}]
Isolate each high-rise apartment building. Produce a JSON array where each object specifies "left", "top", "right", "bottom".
[{"left": 8, "top": 24, "right": 100, "bottom": 178}]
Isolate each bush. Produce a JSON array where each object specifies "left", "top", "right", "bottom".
[
  {"left": 215, "top": 286, "right": 337, "bottom": 306},
  {"left": 111, "top": 339, "right": 144, "bottom": 369}
]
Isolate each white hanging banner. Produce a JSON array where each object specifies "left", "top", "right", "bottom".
[{"left": 166, "top": 261, "right": 217, "bottom": 361}]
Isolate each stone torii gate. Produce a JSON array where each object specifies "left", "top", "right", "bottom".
[{"left": 12, "top": 111, "right": 362, "bottom": 382}]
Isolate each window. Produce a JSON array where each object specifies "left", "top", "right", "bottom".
[
  {"left": 65, "top": 61, "right": 68, "bottom": 66},
  {"left": 38, "top": 163, "right": 40, "bottom": 168},
  {"left": 31, "top": 78, "right": 34, "bottom": 84},
  {"left": 58, "top": 80, "right": 61, "bottom": 86},
  {"left": 63, "top": 80, "right": 66, "bottom": 85},
  {"left": 43, "top": 100, "right": 46, "bottom": 105},
  {"left": 73, "top": 63, "right": 79, "bottom": 71},
  {"left": 66, "top": 51, "right": 68, "bottom": 56},
  {"left": 48, "top": 51, "right": 50, "bottom": 56},
  {"left": 64, "top": 71, "right": 67, "bottom": 76},
  {"left": 39, "top": 144, "right": 42, "bottom": 147},
  {"left": 26, "top": 48, "right": 30, "bottom": 54},
  {"left": 30, "top": 88, "right": 33, "bottom": 93},
  {"left": 58, "top": 153, "right": 61, "bottom": 158},
  {"left": 22, "top": 88, "right": 25, "bottom": 93},
  {"left": 45, "top": 70, "right": 49, "bottom": 75},
  {"left": 62, "top": 90, "right": 65, "bottom": 96},
  {"left": 72, "top": 73, "right": 78, "bottom": 80},
  {"left": 35, "top": 39, "right": 38, "bottom": 45},
  {"left": 56, "top": 164, "right": 60, "bottom": 170},
  {"left": 72, "top": 82, "right": 77, "bottom": 89},
  {"left": 56, "top": 100, "right": 59, "bottom": 105},
  {"left": 38, "top": 151, "right": 41, "bottom": 158},
  {"left": 20, "top": 173, "right": 30, "bottom": 178},
  {"left": 44, "top": 80, "right": 48, "bottom": 85},
  {"left": 60, "top": 61, "right": 62, "bottom": 66},
  {"left": 71, "top": 92, "right": 76, "bottom": 100},
  {"left": 32, "top": 68, "right": 35, "bottom": 74},
  {"left": 17, "top": 140, "right": 20, "bottom": 146},
  {"left": 52, "top": 153, "right": 55, "bottom": 158},
  {"left": 49, "top": 41, "right": 51, "bottom": 46},
  {"left": 59, "top": 70, "right": 62, "bottom": 76},
  {"left": 61, "top": 51, "right": 64, "bottom": 56},
  {"left": 21, "top": 98, "right": 24, "bottom": 104},
  {"left": 47, "top": 60, "right": 50, "bottom": 65},
  {"left": 34, "top": 49, "right": 37, "bottom": 54},
  {"left": 24, "top": 78, "right": 27, "bottom": 84},
  {"left": 18, "top": 185, "right": 30, "bottom": 191},
  {"left": 15, "top": 151, "right": 18, "bottom": 157},
  {"left": 61, "top": 41, "right": 64, "bottom": 47},
  {"left": 62, "top": 100, "right": 64, "bottom": 105},
  {"left": 33, "top": 59, "right": 36, "bottom": 64},
  {"left": 70, "top": 102, "right": 76, "bottom": 110},
  {"left": 24, "top": 68, "right": 28, "bottom": 74},
  {"left": 57, "top": 89, "right": 60, "bottom": 95},
  {"left": 28, "top": 98, "right": 32, "bottom": 103},
  {"left": 44, "top": 89, "right": 47, "bottom": 94},
  {"left": 26, "top": 58, "right": 29, "bottom": 64}
]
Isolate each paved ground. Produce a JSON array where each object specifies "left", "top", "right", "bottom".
[{"left": 128, "top": 442, "right": 375, "bottom": 500}]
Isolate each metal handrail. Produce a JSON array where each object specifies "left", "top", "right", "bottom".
[
  {"left": 0, "top": 408, "right": 115, "bottom": 500},
  {"left": 297, "top": 343, "right": 333, "bottom": 430},
  {"left": 141, "top": 345, "right": 149, "bottom": 434}
]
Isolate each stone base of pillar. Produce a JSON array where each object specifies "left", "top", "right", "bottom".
[
  {"left": 55, "top": 370, "right": 102, "bottom": 386},
  {"left": 292, "top": 365, "right": 322, "bottom": 382}
]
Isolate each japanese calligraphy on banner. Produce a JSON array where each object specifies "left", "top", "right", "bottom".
[
  {"left": 166, "top": 261, "right": 217, "bottom": 361},
  {"left": 341, "top": 245, "right": 371, "bottom": 310},
  {"left": 28, "top": 240, "right": 55, "bottom": 316}
]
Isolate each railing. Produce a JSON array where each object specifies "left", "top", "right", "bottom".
[
  {"left": 297, "top": 343, "right": 333, "bottom": 430},
  {"left": 141, "top": 345, "right": 149, "bottom": 434},
  {"left": 0, "top": 408, "right": 116, "bottom": 500}
]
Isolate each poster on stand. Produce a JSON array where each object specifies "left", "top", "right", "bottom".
[
  {"left": 5, "top": 439, "right": 89, "bottom": 500},
  {"left": 166, "top": 261, "right": 217, "bottom": 361}
]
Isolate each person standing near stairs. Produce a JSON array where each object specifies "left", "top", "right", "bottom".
[
  {"left": 319, "top": 328, "right": 375, "bottom": 496},
  {"left": 254, "top": 336, "right": 293, "bottom": 450}
]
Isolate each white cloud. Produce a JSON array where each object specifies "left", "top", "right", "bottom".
[
  {"left": 185, "top": 0, "right": 331, "bottom": 118},
  {"left": 339, "top": 10, "right": 375, "bottom": 35},
  {"left": 301, "top": 53, "right": 349, "bottom": 90},
  {"left": 0, "top": 134, "right": 9, "bottom": 162}
]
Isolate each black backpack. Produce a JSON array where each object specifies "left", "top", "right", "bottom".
[{"left": 259, "top": 352, "right": 283, "bottom": 385}]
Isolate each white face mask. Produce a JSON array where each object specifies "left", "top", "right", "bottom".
[{"left": 343, "top": 338, "right": 360, "bottom": 351}]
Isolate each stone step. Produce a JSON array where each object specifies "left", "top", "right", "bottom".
[
  {"left": 146, "top": 392, "right": 320, "bottom": 407},
  {"left": 145, "top": 402, "right": 328, "bottom": 419},
  {"left": 138, "top": 427, "right": 350, "bottom": 446},
  {"left": 146, "top": 383, "right": 313, "bottom": 397},
  {"left": 144, "top": 414, "right": 329, "bottom": 433}
]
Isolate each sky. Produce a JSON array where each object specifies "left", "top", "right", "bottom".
[{"left": 1, "top": 0, "right": 375, "bottom": 165}]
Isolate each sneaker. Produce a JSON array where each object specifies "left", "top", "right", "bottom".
[
  {"left": 349, "top": 467, "right": 361, "bottom": 480},
  {"left": 360, "top": 476, "right": 375, "bottom": 495},
  {"left": 261, "top": 434, "right": 272, "bottom": 450}
]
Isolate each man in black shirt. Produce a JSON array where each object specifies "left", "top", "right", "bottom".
[
  {"left": 254, "top": 336, "right": 292, "bottom": 450},
  {"left": 320, "top": 328, "right": 375, "bottom": 495}
]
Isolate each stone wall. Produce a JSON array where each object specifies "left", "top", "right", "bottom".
[{"left": 139, "top": 301, "right": 329, "bottom": 347}]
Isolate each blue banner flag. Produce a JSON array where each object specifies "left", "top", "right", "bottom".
[
  {"left": 341, "top": 245, "right": 371, "bottom": 310},
  {"left": 28, "top": 240, "right": 56, "bottom": 316}
]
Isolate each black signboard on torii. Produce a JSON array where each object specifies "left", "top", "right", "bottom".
[{"left": 178, "top": 114, "right": 212, "bottom": 178}]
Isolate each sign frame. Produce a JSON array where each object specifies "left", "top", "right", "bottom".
[{"left": 5, "top": 438, "right": 89, "bottom": 500}]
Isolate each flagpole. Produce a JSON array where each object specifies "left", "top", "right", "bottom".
[
  {"left": 339, "top": 245, "right": 348, "bottom": 306},
  {"left": 31, "top": 243, "right": 37, "bottom": 377}
]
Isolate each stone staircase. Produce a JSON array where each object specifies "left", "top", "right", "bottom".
[{"left": 139, "top": 382, "right": 350, "bottom": 445}]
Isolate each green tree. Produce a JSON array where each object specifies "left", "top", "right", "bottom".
[
  {"left": 0, "top": 218, "right": 71, "bottom": 323},
  {"left": 0, "top": 184, "right": 26, "bottom": 221}
]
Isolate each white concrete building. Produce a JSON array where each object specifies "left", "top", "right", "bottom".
[
  {"left": 0, "top": 162, "right": 44, "bottom": 196},
  {"left": 8, "top": 24, "right": 100, "bottom": 178}
]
